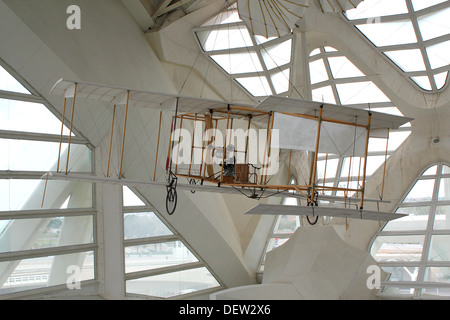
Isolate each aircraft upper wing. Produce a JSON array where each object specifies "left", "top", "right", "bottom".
[
  {"left": 254, "top": 95, "right": 413, "bottom": 130},
  {"left": 50, "top": 79, "right": 413, "bottom": 130},
  {"left": 50, "top": 78, "right": 255, "bottom": 116}
]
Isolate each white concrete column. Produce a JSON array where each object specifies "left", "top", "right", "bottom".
[
  {"left": 98, "top": 183, "right": 125, "bottom": 299},
  {"left": 95, "top": 124, "right": 126, "bottom": 299}
]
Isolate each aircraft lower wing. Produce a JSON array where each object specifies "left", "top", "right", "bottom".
[
  {"left": 41, "top": 172, "right": 390, "bottom": 205},
  {"left": 244, "top": 204, "right": 405, "bottom": 222}
]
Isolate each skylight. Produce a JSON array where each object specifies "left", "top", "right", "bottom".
[
  {"left": 345, "top": 0, "right": 450, "bottom": 92},
  {"left": 309, "top": 46, "right": 394, "bottom": 106},
  {"left": 193, "top": 4, "right": 294, "bottom": 98}
]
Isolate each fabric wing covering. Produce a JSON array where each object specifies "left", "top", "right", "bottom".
[{"left": 271, "top": 112, "right": 367, "bottom": 156}]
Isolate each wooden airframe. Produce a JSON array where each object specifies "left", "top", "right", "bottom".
[{"left": 45, "top": 79, "right": 413, "bottom": 223}]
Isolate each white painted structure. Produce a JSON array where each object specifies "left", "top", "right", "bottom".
[{"left": 0, "top": 0, "right": 449, "bottom": 300}]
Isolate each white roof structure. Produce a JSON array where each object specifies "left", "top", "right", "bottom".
[{"left": 1, "top": 0, "right": 450, "bottom": 302}]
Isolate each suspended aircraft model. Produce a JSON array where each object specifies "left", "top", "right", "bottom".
[{"left": 44, "top": 79, "right": 412, "bottom": 224}]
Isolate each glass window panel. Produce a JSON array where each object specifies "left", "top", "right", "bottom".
[
  {"left": 271, "top": 69, "right": 290, "bottom": 94},
  {"left": 309, "top": 48, "right": 321, "bottom": 57},
  {"left": 423, "top": 165, "right": 438, "bottom": 176},
  {"left": 123, "top": 186, "right": 145, "bottom": 207},
  {"left": 369, "top": 132, "right": 411, "bottom": 152},
  {"left": 328, "top": 56, "right": 365, "bottom": 79},
  {"left": 438, "top": 178, "right": 450, "bottom": 201},
  {"left": 368, "top": 137, "right": 388, "bottom": 153},
  {"left": 371, "top": 235, "right": 425, "bottom": 262},
  {"left": 124, "top": 212, "right": 173, "bottom": 239},
  {"left": 403, "top": 179, "right": 435, "bottom": 203},
  {"left": 356, "top": 20, "right": 417, "bottom": 47},
  {"left": 384, "top": 49, "right": 426, "bottom": 72},
  {"left": 346, "top": 0, "right": 409, "bottom": 20},
  {"left": 236, "top": 76, "right": 272, "bottom": 96},
  {"left": 383, "top": 206, "right": 430, "bottom": 231},
  {"left": 336, "top": 81, "right": 390, "bottom": 104},
  {"left": 266, "top": 237, "right": 289, "bottom": 253},
  {"left": 412, "top": 0, "right": 447, "bottom": 11},
  {"left": 428, "top": 235, "right": 450, "bottom": 261},
  {"left": 387, "top": 131, "right": 411, "bottom": 151},
  {"left": 340, "top": 157, "right": 362, "bottom": 178},
  {"left": 312, "top": 86, "right": 336, "bottom": 103},
  {"left": 125, "top": 241, "right": 198, "bottom": 274},
  {"left": 0, "top": 65, "right": 30, "bottom": 94},
  {"left": 316, "top": 158, "right": 339, "bottom": 180},
  {"left": 434, "top": 205, "right": 450, "bottom": 230},
  {"left": 317, "top": 182, "right": 334, "bottom": 197},
  {"left": 309, "top": 59, "right": 329, "bottom": 84},
  {"left": 336, "top": 180, "right": 360, "bottom": 197},
  {"left": 282, "top": 197, "right": 298, "bottom": 206},
  {"left": 0, "top": 99, "right": 71, "bottom": 135},
  {"left": 382, "top": 266, "right": 420, "bottom": 282},
  {"left": 0, "top": 216, "right": 93, "bottom": 253},
  {"left": 366, "top": 155, "right": 389, "bottom": 176},
  {"left": 421, "top": 287, "right": 450, "bottom": 297},
  {"left": 417, "top": 7, "right": 450, "bottom": 41},
  {"left": 201, "top": 9, "right": 242, "bottom": 26},
  {"left": 426, "top": 40, "right": 450, "bottom": 69},
  {"left": 273, "top": 215, "right": 300, "bottom": 234},
  {"left": 254, "top": 35, "right": 278, "bottom": 45},
  {"left": 0, "top": 139, "right": 91, "bottom": 172},
  {"left": 411, "top": 76, "right": 432, "bottom": 90},
  {"left": 261, "top": 40, "right": 292, "bottom": 69},
  {"left": 424, "top": 266, "right": 450, "bottom": 284},
  {"left": 125, "top": 267, "right": 220, "bottom": 298},
  {"left": 0, "top": 179, "right": 93, "bottom": 211},
  {"left": 0, "top": 251, "right": 95, "bottom": 294},
  {"left": 196, "top": 25, "right": 253, "bottom": 51},
  {"left": 370, "top": 106, "right": 404, "bottom": 117},
  {"left": 434, "top": 71, "right": 448, "bottom": 90},
  {"left": 380, "top": 285, "right": 415, "bottom": 297},
  {"left": 324, "top": 46, "right": 338, "bottom": 52},
  {"left": 443, "top": 165, "right": 450, "bottom": 175},
  {"left": 211, "top": 52, "right": 263, "bottom": 74}
]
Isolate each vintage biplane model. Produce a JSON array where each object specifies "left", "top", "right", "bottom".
[{"left": 43, "top": 78, "right": 412, "bottom": 224}]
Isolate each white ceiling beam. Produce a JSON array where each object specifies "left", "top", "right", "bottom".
[
  {"left": 152, "top": 0, "right": 193, "bottom": 18},
  {"left": 121, "top": 0, "right": 156, "bottom": 30}
]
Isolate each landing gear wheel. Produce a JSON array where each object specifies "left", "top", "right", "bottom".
[
  {"left": 306, "top": 192, "right": 319, "bottom": 226},
  {"left": 166, "top": 171, "right": 178, "bottom": 215},
  {"left": 166, "top": 187, "right": 177, "bottom": 215},
  {"left": 306, "top": 214, "right": 319, "bottom": 226}
]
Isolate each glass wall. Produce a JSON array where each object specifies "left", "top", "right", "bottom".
[
  {"left": 123, "top": 187, "right": 221, "bottom": 299},
  {"left": 0, "top": 62, "right": 96, "bottom": 296},
  {"left": 370, "top": 163, "right": 450, "bottom": 298}
]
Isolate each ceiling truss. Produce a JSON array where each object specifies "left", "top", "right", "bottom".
[{"left": 122, "top": 0, "right": 206, "bottom": 31}]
